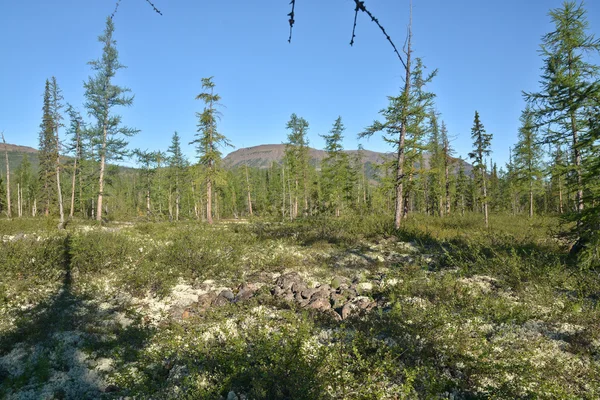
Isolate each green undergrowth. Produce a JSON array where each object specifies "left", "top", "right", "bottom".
[{"left": 0, "top": 214, "right": 599, "bottom": 398}]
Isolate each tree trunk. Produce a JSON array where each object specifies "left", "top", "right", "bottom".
[
  {"left": 245, "top": 162, "right": 253, "bottom": 216},
  {"left": 206, "top": 177, "right": 213, "bottom": 224},
  {"left": 483, "top": 174, "right": 489, "bottom": 228},
  {"left": 558, "top": 177, "right": 564, "bottom": 214},
  {"left": 529, "top": 179, "right": 534, "bottom": 218},
  {"left": 70, "top": 152, "right": 78, "bottom": 218},
  {"left": 17, "top": 183, "right": 21, "bottom": 217},
  {"left": 56, "top": 146, "right": 64, "bottom": 228},
  {"left": 1, "top": 132, "right": 11, "bottom": 218},
  {"left": 394, "top": 4, "right": 412, "bottom": 229},
  {"left": 97, "top": 124, "right": 107, "bottom": 221}
]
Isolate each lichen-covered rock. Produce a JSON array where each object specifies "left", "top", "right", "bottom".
[{"left": 307, "top": 297, "right": 331, "bottom": 311}]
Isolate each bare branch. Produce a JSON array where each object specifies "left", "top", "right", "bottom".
[
  {"left": 288, "top": 0, "right": 296, "bottom": 43},
  {"left": 350, "top": 0, "right": 406, "bottom": 70},
  {"left": 144, "top": 0, "right": 162, "bottom": 16},
  {"left": 111, "top": 0, "right": 121, "bottom": 19}
]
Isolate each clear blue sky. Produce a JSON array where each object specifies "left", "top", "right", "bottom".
[{"left": 1, "top": 0, "right": 599, "bottom": 169}]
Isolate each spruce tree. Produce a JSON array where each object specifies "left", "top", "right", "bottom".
[
  {"left": 39, "top": 79, "right": 56, "bottom": 216},
  {"left": 514, "top": 107, "right": 543, "bottom": 217},
  {"left": 191, "top": 77, "right": 231, "bottom": 224},
  {"left": 84, "top": 16, "right": 138, "bottom": 222},
  {"left": 167, "top": 131, "right": 187, "bottom": 221},
  {"left": 468, "top": 111, "right": 493, "bottom": 227}
]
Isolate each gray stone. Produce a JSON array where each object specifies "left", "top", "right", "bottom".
[
  {"left": 301, "top": 287, "right": 317, "bottom": 299},
  {"left": 310, "top": 289, "right": 330, "bottom": 300},
  {"left": 227, "top": 391, "right": 239, "bottom": 400},
  {"left": 331, "top": 276, "right": 350, "bottom": 289},
  {"left": 196, "top": 292, "right": 217, "bottom": 312},
  {"left": 307, "top": 297, "right": 331, "bottom": 311},
  {"left": 212, "top": 295, "right": 231, "bottom": 307},
  {"left": 219, "top": 289, "right": 235, "bottom": 301},
  {"left": 341, "top": 302, "right": 358, "bottom": 320},
  {"left": 291, "top": 281, "right": 307, "bottom": 294},
  {"left": 330, "top": 293, "right": 346, "bottom": 309},
  {"left": 275, "top": 272, "right": 304, "bottom": 290}
]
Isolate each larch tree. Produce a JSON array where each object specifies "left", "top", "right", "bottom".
[
  {"left": 0, "top": 131, "right": 10, "bottom": 218},
  {"left": 284, "top": 113, "right": 310, "bottom": 219},
  {"left": 524, "top": 1, "right": 599, "bottom": 217},
  {"left": 191, "top": 77, "right": 231, "bottom": 225},
  {"left": 468, "top": 111, "right": 493, "bottom": 228},
  {"left": 84, "top": 16, "right": 138, "bottom": 222},
  {"left": 427, "top": 110, "right": 444, "bottom": 216},
  {"left": 513, "top": 107, "right": 543, "bottom": 218},
  {"left": 134, "top": 149, "right": 157, "bottom": 218},
  {"left": 49, "top": 77, "right": 66, "bottom": 228},
  {"left": 66, "top": 105, "right": 84, "bottom": 218},
  {"left": 320, "top": 116, "right": 351, "bottom": 217},
  {"left": 441, "top": 121, "right": 453, "bottom": 215},
  {"left": 360, "top": 55, "right": 436, "bottom": 227}
]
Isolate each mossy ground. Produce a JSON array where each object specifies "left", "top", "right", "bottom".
[{"left": 0, "top": 214, "right": 598, "bottom": 399}]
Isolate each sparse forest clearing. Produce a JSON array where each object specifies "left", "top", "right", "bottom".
[
  {"left": 0, "top": 215, "right": 599, "bottom": 399},
  {"left": 1, "top": 0, "right": 600, "bottom": 398}
]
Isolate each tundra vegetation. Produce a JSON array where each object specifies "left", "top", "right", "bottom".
[{"left": 1, "top": 1, "right": 599, "bottom": 399}]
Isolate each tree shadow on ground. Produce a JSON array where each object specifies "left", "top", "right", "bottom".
[{"left": 0, "top": 235, "right": 155, "bottom": 399}]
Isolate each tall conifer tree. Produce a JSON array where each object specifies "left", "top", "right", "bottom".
[
  {"left": 468, "top": 111, "right": 492, "bottom": 227},
  {"left": 191, "top": 77, "right": 231, "bottom": 224},
  {"left": 84, "top": 17, "right": 137, "bottom": 222}
]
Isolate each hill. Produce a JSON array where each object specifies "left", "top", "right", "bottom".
[
  {"left": 223, "top": 144, "right": 473, "bottom": 176},
  {"left": 0, "top": 143, "right": 39, "bottom": 175}
]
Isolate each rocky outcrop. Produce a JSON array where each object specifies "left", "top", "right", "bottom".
[{"left": 178, "top": 272, "right": 384, "bottom": 321}]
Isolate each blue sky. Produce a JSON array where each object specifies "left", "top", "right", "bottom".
[{"left": 1, "top": 0, "right": 599, "bottom": 169}]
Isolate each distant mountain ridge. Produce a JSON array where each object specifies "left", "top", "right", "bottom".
[
  {"left": 223, "top": 144, "right": 390, "bottom": 169},
  {"left": 0, "top": 142, "right": 473, "bottom": 177},
  {"left": 223, "top": 144, "right": 473, "bottom": 176}
]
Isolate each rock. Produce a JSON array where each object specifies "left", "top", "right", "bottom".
[
  {"left": 104, "top": 384, "right": 119, "bottom": 393},
  {"left": 326, "top": 309, "right": 343, "bottom": 321},
  {"left": 212, "top": 295, "right": 231, "bottom": 307},
  {"left": 353, "top": 296, "right": 372, "bottom": 310},
  {"left": 219, "top": 289, "right": 235, "bottom": 301},
  {"left": 291, "top": 281, "right": 307, "bottom": 294},
  {"left": 357, "top": 282, "right": 374, "bottom": 293},
  {"left": 331, "top": 276, "right": 350, "bottom": 289},
  {"left": 275, "top": 272, "right": 304, "bottom": 291},
  {"left": 310, "top": 289, "right": 330, "bottom": 300},
  {"left": 340, "top": 288, "right": 358, "bottom": 299},
  {"left": 341, "top": 302, "right": 358, "bottom": 320},
  {"left": 197, "top": 292, "right": 217, "bottom": 312},
  {"left": 234, "top": 283, "right": 257, "bottom": 302},
  {"left": 301, "top": 287, "right": 317, "bottom": 299},
  {"left": 282, "top": 292, "right": 295, "bottom": 302},
  {"left": 316, "top": 283, "right": 331, "bottom": 292},
  {"left": 227, "top": 391, "right": 239, "bottom": 400},
  {"left": 330, "top": 293, "right": 346, "bottom": 309},
  {"left": 307, "top": 297, "right": 331, "bottom": 311}
]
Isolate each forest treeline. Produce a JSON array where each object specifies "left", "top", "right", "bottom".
[{"left": 0, "top": 1, "right": 598, "bottom": 266}]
